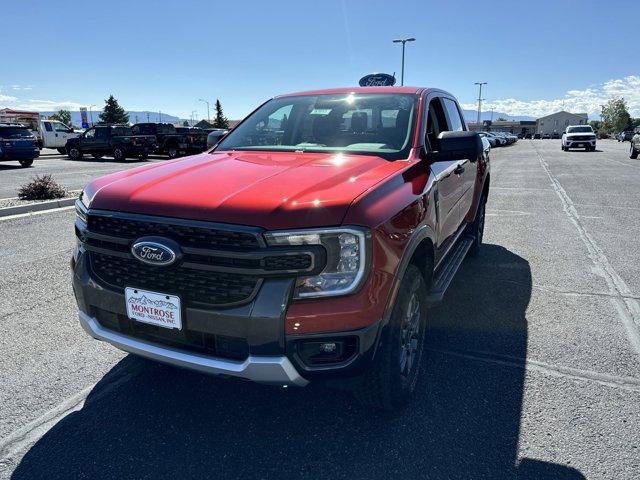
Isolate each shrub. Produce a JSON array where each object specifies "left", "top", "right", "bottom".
[{"left": 18, "top": 174, "right": 67, "bottom": 200}]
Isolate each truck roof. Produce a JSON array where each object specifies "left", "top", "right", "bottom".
[{"left": 277, "top": 86, "right": 427, "bottom": 97}]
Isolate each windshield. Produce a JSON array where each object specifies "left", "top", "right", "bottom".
[
  {"left": 567, "top": 126, "right": 593, "bottom": 133},
  {"left": 0, "top": 127, "right": 33, "bottom": 139},
  {"left": 216, "top": 93, "right": 417, "bottom": 160}
]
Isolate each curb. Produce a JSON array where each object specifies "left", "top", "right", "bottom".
[{"left": 0, "top": 197, "right": 77, "bottom": 218}]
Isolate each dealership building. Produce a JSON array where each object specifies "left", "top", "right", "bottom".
[
  {"left": 468, "top": 110, "right": 589, "bottom": 136},
  {"left": 535, "top": 111, "right": 588, "bottom": 136}
]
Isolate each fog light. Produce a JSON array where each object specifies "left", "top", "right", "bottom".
[
  {"left": 320, "top": 342, "right": 337, "bottom": 353},
  {"left": 296, "top": 337, "right": 358, "bottom": 366}
]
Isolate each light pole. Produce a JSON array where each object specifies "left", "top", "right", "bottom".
[
  {"left": 198, "top": 99, "right": 210, "bottom": 123},
  {"left": 89, "top": 104, "right": 95, "bottom": 126},
  {"left": 474, "top": 82, "right": 487, "bottom": 124},
  {"left": 392, "top": 37, "right": 415, "bottom": 86}
]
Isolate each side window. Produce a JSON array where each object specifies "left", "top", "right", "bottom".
[
  {"left": 44, "top": 122, "right": 53, "bottom": 132},
  {"left": 84, "top": 128, "right": 96, "bottom": 139},
  {"left": 425, "top": 97, "right": 450, "bottom": 150},
  {"left": 442, "top": 98, "right": 465, "bottom": 132},
  {"left": 54, "top": 123, "right": 70, "bottom": 132},
  {"left": 95, "top": 128, "right": 108, "bottom": 139}
]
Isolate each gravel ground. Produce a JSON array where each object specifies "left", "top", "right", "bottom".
[{"left": 0, "top": 139, "right": 638, "bottom": 479}]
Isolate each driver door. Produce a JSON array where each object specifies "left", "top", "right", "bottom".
[{"left": 425, "top": 96, "right": 462, "bottom": 260}]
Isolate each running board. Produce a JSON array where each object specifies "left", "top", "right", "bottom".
[{"left": 426, "top": 235, "right": 474, "bottom": 304}]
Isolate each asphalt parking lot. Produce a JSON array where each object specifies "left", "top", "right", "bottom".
[
  {"left": 0, "top": 149, "right": 168, "bottom": 199},
  {"left": 0, "top": 139, "right": 639, "bottom": 479}
]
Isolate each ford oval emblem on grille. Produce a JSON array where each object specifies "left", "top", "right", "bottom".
[{"left": 131, "top": 237, "right": 180, "bottom": 266}]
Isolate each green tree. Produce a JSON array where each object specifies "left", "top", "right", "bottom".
[
  {"left": 99, "top": 95, "right": 129, "bottom": 124},
  {"left": 183, "top": 120, "right": 190, "bottom": 127},
  {"left": 496, "top": 117, "right": 507, "bottom": 122},
  {"left": 212, "top": 99, "right": 229, "bottom": 129},
  {"left": 601, "top": 98, "right": 632, "bottom": 133},
  {"left": 48, "top": 109, "right": 72, "bottom": 127}
]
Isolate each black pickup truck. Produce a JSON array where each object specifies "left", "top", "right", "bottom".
[
  {"left": 65, "top": 125, "right": 156, "bottom": 161},
  {"left": 175, "top": 127, "right": 209, "bottom": 155},
  {"left": 131, "top": 123, "right": 207, "bottom": 158}
]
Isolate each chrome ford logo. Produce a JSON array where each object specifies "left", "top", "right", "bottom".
[{"left": 131, "top": 237, "right": 179, "bottom": 266}]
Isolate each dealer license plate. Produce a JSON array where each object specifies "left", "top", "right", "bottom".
[{"left": 125, "top": 287, "right": 182, "bottom": 330}]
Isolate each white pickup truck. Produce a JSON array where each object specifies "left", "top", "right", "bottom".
[{"left": 33, "top": 119, "right": 79, "bottom": 153}]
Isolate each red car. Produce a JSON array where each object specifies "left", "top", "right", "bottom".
[{"left": 72, "top": 86, "right": 490, "bottom": 410}]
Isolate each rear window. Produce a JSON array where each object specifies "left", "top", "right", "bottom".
[
  {"left": 112, "top": 126, "right": 133, "bottom": 136},
  {"left": 0, "top": 127, "right": 33, "bottom": 138}
]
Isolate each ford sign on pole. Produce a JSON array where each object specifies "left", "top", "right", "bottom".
[
  {"left": 80, "top": 107, "right": 89, "bottom": 129},
  {"left": 358, "top": 73, "right": 396, "bottom": 87}
]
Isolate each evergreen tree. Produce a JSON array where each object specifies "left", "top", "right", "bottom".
[
  {"left": 99, "top": 95, "right": 129, "bottom": 124},
  {"left": 49, "top": 109, "right": 72, "bottom": 127},
  {"left": 183, "top": 120, "right": 190, "bottom": 127},
  {"left": 212, "top": 99, "right": 229, "bottom": 129}
]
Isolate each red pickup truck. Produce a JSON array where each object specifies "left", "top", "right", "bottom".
[{"left": 72, "top": 86, "right": 490, "bottom": 410}]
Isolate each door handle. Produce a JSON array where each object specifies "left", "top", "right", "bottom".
[{"left": 453, "top": 165, "right": 465, "bottom": 175}]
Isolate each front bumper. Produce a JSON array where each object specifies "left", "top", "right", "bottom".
[
  {"left": 79, "top": 310, "right": 309, "bottom": 386},
  {"left": 565, "top": 138, "right": 596, "bottom": 147},
  {"left": 72, "top": 233, "right": 382, "bottom": 385}
]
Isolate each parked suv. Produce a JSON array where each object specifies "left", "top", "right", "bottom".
[
  {"left": 562, "top": 125, "right": 597, "bottom": 151},
  {"left": 630, "top": 128, "right": 640, "bottom": 159},
  {"left": 0, "top": 124, "right": 40, "bottom": 167},
  {"left": 72, "top": 87, "right": 490, "bottom": 410},
  {"left": 66, "top": 125, "right": 156, "bottom": 161}
]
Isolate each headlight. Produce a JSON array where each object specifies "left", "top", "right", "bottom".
[
  {"left": 264, "top": 227, "right": 369, "bottom": 299},
  {"left": 76, "top": 190, "right": 90, "bottom": 223}
]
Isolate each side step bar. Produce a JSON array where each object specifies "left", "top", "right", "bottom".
[{"left": 426, "top": 235, "right": 474, "bottom": 304}]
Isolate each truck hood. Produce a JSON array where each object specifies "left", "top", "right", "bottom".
[{"left": 87, "top": 150, "right": 407, "bottom": 229}]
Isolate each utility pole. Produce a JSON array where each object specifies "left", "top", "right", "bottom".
[
  {"left": 474, "top": 82, "right": 487, "bottom": 124},
  {"left": 146, "top": 112, "right": 150, "bottom": 122},
  {"left": 392, "top": 37, "right": 415, "bottom": 86},
  {"left": 198, "top": 99, "right": 210, "bottom": 122},
  {"left": 159, "top": 111, "right": 162, "bottom": 122}
]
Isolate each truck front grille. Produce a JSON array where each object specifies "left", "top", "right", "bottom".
[
  {"left": 80, "top": 212, "right": 320, "bottom": 309},
  {"left": 90, "top": 251, "right": 262, "bottom": 307}
]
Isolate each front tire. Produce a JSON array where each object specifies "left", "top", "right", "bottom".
[
  {"left": 355, "top": 264, "right": 428, "bottom": 411},
  {"left": 468, "top": 196, "right": 486, "bottom": 257},
  {"left": 631, "top": 144, "right": 639, "bottom": 159},
  {"left": 68, "top": 146, "right": 82, "bottom": 160},
  {"left": 19, "top": 159, "right": 33, "bottom": 168}
]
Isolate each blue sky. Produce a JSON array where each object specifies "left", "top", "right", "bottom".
[{"left": 2, "top": 0, "right": 639, "bottom": 119}]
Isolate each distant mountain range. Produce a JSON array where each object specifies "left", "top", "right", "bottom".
[
  {"left": 462, "top": 109, "right": 535, "bottom": 123},
  {"left": 39, "top": 108, "right": 534, "bottom": 127},
  {"left": 39, "top": 110, "right": 181, "bottom": 126}
]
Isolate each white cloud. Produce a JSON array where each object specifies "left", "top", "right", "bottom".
[
  {"left": 11, "top": 98, "right": 85, "bottom": 111},
  {"left": 461, "top": 75, "right": 640, "bottom": 118},
  {"left": 10, "top": 85, "right": 34, "bottom": 91},
  {"left": 0, "top": 93, "right": 18, "bottom": 103}
]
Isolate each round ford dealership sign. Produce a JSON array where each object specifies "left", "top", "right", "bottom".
[{"left": 359, "top": 73, "right": 396, "bottom": 87}]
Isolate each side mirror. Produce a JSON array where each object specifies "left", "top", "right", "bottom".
[{"left": 425, "top": 131, "right": 483, "bottom": 163}]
